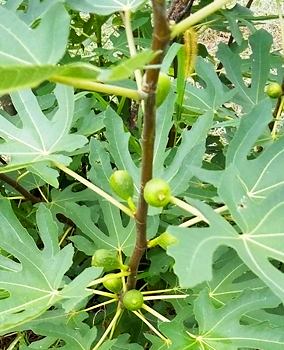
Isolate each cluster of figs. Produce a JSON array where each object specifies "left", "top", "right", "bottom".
[{"left": 91, "top": 169, "right": 174, "bottom": 310}]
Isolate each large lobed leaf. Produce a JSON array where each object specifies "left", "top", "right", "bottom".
[
  {"left": 66, "top": 0, "right": 147, "bottom": 15},
  {"left": 159, "top": 288, "right": 284, "bottom": 349},
  {"left": 65, "top": 199, "right": 137, "bottom": 257},
  {"left": 0, "top": 3, "right": 156, "bottom": 94},
  {"left": 182, "top": 57, "right": 235, "bottom": 116},
  {"left": 217, "top": 29, "right": 274, "bottom": 112},
  {"left": 188, "top": 248, "right": 284, "bottom": 327},
  {"left": 0, "top": 2, "right": 68, "bottom": 66},
  {"left": 0, "top": 85, "right": 87, "bottom": 187},
  {"left": 0, "top": 198, "right": 102, "bottom": 335},
  {"left": 189, "top": 248, "right": 266, "bottom": 307},
  {"left": 22, "top": 323, "right": 98, "bottom": 350},
  {"left": 166, "top": 98, "right": 284, "bottom": 303}
]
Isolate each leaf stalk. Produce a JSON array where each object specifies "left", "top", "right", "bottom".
[
  {"left": 92, "top": 307, "right": 122, "bottom": 350},
  {"left": 141, "top": 303, "right": 170, "bottom": 323},
  {"left": 133, "top": 310, "right": 170, "bottom": 344},
  {"left": 179, "top": 205, "right": 228, "bottom": 228},
  {"left": 88, "top": 271, "right": 131, "bottom": 287},
  {"left": 50, "top": 76, "right": 143, "bottom": 100},
  {"left": 170, "top": 196, "right": 209, "bottom": 223},
  {"left": 53, "top": 162, "right": 134, "bottom": 218},
  {"left": 271, "top": 96, "right": 284, "bottom": 139},
  {"left": 123, "top": 10, "right": 143, "bottom": 90},
  {"left": 170, "top": 0, "right": 232, "bottom": 39}
]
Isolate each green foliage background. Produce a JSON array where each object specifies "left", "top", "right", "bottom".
[{"left": 0, "top": 0, "right": 284, "bottom": 349}]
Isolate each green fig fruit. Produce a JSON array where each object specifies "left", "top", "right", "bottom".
[
  {"left": 156, "top": 72, "right": 171, "bottom": 107},
  {"left": 110, "top": 170, "right": 134, "bottom": 201},
  {"left": 266, "top": 82, "right": 282, "bottom": 99},
  {"left": 103, "top": 273, "right": 123, "bottom": 293},
  {"left": 92, "top": 249, "right": 128, "bottom": 271},
  {"left": 123, "top": 289, "right": 144, "bottom": 311},
  {"left": 144, "top": 178, "right": 171, "bottom": 207}
]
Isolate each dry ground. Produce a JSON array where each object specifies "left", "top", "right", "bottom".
[{"left": 200, "top": 0, "right": 283, "bottom": 55}]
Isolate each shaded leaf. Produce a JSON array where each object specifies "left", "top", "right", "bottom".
[
  {"left": 190, "top": 248, "right": 266, "bottom": 307},
  {"left": 0, "top": 198, "right": 101, "bottom": 334},
  {"left": 166, "top": 99, "right": 284, "bottom": 303},
  {"left": 21, "top": 323, "right": 97, "bottom": 350},
  {"left": 160, "top": 288, "right": 284, "bottom": 350},
  {"left": 48, "top": 184, "right": 95, "bottom": 219},
  {"left": 65, "top": 201, "right": 137, "bottom": 256},
  {"left": 98, "top": 334, "right": 143, "bottom": 349}
]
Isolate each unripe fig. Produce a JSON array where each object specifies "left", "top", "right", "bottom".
[
  {"left": 156, "top": 72, "right": 171, "bottom": 107},
  {"left": 92, "top": 249, "right": 128, "bottom": 271},
  {"left": 156, "top": 232, "right": 178, "bottom": 249},
  {"left": 103, "top": 274, "right": 123, "bottom": 293},
  {"left": 123, "top": 289, "right": 144, "bottom": 311},
  {"left": 144, "top": 178, "right": 171, "bottom": 207},
  {"left": 109, "top": 170, "right": 134, "bottom": 201},
  {"left": 266, "top": 82, "right": 282, "bottom": 99}
]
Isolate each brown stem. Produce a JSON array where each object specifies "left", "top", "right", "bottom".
[
  {"left": 0, "top": 173, "right": 43, "bottom": 203},
  {"left": 0, "top": 95, "right": 17, "bottom": 116},
  {"left": 94, "top": 14, "right": 104, "bottom": 67},
  {"left": 246, "top": 0, "right": 254, "bottom": 7},
  {"left": 126, "top": 0, "right": 170, "bottom": 290},
  {"left": 0, "top": 166, "right": 75, "bottom": 225},
  {"left": 0, "top": 97, "right": 43, "bottom": 204},
  {"left": 168, "top": 0, "right": 195, "bottom": 22},
  {"left": 0, "top": 157, "right": 43, "bottom": 203}
]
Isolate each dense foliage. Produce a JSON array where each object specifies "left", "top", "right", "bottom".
[{"left": 0, "top": 0, "right": 284, "bottom": 349}]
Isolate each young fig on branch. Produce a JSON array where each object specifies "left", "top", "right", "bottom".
[
  {"left": 103, "top": 273, "right": 123, "bottom": 293},
  {"left": 109, "top": 170, "right": 134, "bottom": 201},
  {"left": 92, "top": 249, "right": 128, "bottom": 271},
  {"left": 156, "top": 72, "right": 171, "bottom": 107},
  {"left": 148, "top": 231, "right": 178, "bottom": 249},
  {"left": 123, "top": 289, "right": 144, "bottom": 311},
  {"left": 266, "top": 82, "right": 282, "bottom": 99},
  {"left": 144, "top": 178, "right": 171, "bottom": 207}
]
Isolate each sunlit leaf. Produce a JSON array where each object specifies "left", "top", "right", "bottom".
[
  {"left": 66, "top": 0, "right": 148, "bottom": 15},
  {"left": 0, "top": 50, "right": 156, "bottom": 94},
  {"left": 182, "top": 57, "right": 235, "bottom": 115},
  {"left": 18, "top": 0, "right": 59, "bottom": 25},
  {"left": 217, "top": 29, "right": 273, "bottom": 112},
  {"left": 0, "top": 85, "right": 87, "bottom": 187},
  {"left": 0, "top": 3, "right": 69, "bottom": 65}
]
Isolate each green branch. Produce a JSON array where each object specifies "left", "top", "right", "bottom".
[{"left": 50, "top": 76, "right": 143, "bottom": 100}]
